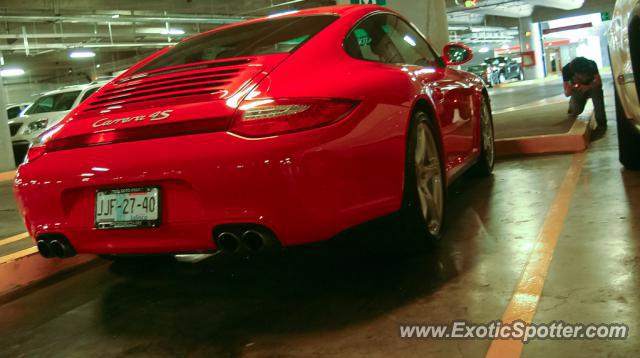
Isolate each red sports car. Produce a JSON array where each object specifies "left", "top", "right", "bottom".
[{"left": 13, "top": 5, "right": 494, "bottom": 259}]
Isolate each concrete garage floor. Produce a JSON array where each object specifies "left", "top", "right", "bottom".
[{"left": 0, "top": 85, "right": 639, "bottom": 357}]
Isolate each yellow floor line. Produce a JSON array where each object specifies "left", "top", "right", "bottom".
[
  {"left": 0, "top": 170, "right": 16, "bottom": 182},
  {"left": 0, "top": 246, "right": 38, "bottom": 265},
  {"left": 485, "top": 152, "right": 586, "bottom": 358},
  {"left": 0, "top": 232, "right": 30, "bottom": 246}
]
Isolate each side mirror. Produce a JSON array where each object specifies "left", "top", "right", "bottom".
[{"left": 443, "top": 43, "right": 473, "bottom": 66}]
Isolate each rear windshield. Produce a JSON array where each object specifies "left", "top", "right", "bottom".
[
  {"left": 134, "top": 15, "right": 339, "bottom": 74},
  {"left": 24, "top": 91, "right": 81, "bottom": 115}
]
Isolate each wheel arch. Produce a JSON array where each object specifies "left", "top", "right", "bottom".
[{"left": 406, "top": 96, "right": 447, "bottom": 184}]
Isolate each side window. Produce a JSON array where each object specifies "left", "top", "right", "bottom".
[
  {"left": 80, "top": 87, "right": 100, "bottom": 103},
  {"left": 36, "top": 97, "right": 54, "bottom": 112},
  {"left": 344, "top": 14, "right": 439, "bottom": 67},
  {"left": 387, "top": 16, "right": 439, "bottom": 66},
  {"left": 344, "top": 14, "right": 402, "bottom": 63}
]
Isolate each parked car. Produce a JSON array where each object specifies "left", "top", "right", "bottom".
[
  {"left": 14, "top": 5, "right": 494, "bottom": 260},
  {"left": 8, "top": 80, "right": 107, "bottom": 165},
  {"left": 6, "top": 103, "right": 31, "bottom": 120},
  {"left": 485, "top": 56, "right": 524, "bottom": 83},
  {"left": 467, "top": 63, "right": 498, "bottom": 87},
  {"left": 608, "top": 0, "right": 640, "bottom": 169}
]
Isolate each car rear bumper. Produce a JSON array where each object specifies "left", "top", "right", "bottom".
[{"left": 13, "top": 120, "right": 406, "bottom": 255}]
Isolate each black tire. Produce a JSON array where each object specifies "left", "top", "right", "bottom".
[
  {"left": 499, "top": 72, "right": 506, "bottom": 83},
  {"left": 471, "top": 96, "right": 495, "bottom": 176},
  {"left": 400, "top": 111, "right": 446, "bottom": 246},
  {"left": 615, "top": 87, "right": 640, "bottom": 170},
  {"left": 518, "top": 70, "right": 525, "bottom": 81}
]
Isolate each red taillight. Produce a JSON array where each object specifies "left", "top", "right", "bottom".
[
  {"left": 25, "top": 145, "right": 47, "bottom": 163},
  {"left": 230, "top": 98, "right": 358, "bottom": 137},
  {"left": 23, "top": 122, "right": 65, "bottom": 163}
]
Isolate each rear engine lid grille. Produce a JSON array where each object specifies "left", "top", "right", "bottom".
[{"left": 81, "top": 58, "right": 255, "bottom": 114}]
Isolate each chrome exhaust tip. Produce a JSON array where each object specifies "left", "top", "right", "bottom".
[
  {"left": 217, "top": 232, "right": 241, "bottom": 253},
  {"left": 49, "top": 240, "right": 65, "bottom": 258},
  {"left": 49, "top": 239, "right": 76, "bottom": 258},
  {"left": 36, "top": 240, "right": 54, "bottom": 258},
  {"left": 241, "top": 230, "right": 266, "bottom": 251}
]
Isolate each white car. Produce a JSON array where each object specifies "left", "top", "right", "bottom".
[
  {"left": 608, "top": 0, "right": 640, "bottom": 169},
  {"left": 8, "top": 81, "right": 108, "bottom": 164}
]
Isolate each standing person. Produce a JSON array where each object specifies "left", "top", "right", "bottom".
[{"left": 562, "top": 56, "right": 607, "bottom": 131}]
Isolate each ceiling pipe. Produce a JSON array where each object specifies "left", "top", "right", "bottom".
[
  {"left": 0, "top": 14, "right": 248, "bottom": 25},
  {"left": 448, "top": 0, "right": 585, "bottom": 17},
  {"left": 0, "top": 43, "right": 171, "bottom": 51}
]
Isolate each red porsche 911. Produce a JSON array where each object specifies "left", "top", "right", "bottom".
[{"left": 13, "top": 5, "right": 494, "bottom": 259}]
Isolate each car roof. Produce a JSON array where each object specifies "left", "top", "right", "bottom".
[
  {"left": 40, "top": 82, "right": 107, "bottom": 96},
  {"left": 188, "top": 4, "right": 390, "bottom": 40}
]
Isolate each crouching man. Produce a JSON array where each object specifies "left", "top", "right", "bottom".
[{"left": 562, "top": 57, "right": 607, "bottom": 131}]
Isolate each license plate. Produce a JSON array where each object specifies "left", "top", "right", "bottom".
[{"left": 95, "top": 187, "right": 160, "bottom": 229}]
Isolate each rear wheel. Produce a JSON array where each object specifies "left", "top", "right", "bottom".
[
  {"left": 471, "top": 96, "right": 495, "bottom": 176},
  {"left": 615, "top": 88, "right": 640, "bottom": 170},
  {"left": 518, "top": 70, "right": 525, "bottom": 81},
  {"left": 499, "top": 73, "right": 506, "bottom": 83},
  {"left": 400, "top": 111, "right": 446, "bottom": 245}
]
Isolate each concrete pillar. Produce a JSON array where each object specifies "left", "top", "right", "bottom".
[
  {"left": 337, "top": 0, "right": 450, "bottom": 51},
  {"left": 0, "top": 78, "right": 15, "bottom": 171},
  {"left": 518, "top": 17, "right": 545, "bottom": 80}
]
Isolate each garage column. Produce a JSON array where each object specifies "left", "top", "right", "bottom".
[
  {"left": 0, "top": 78, "right": 15, "bottom": 171},
  {"left": 518, "top": 17, "right": 545, "bottom": 80},
  {"left": 336, "top": 0, "right": 449, "bottom": 50}
]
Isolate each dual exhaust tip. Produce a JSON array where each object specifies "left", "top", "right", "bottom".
[
  {"left": 36, "top": 236, "right": 76, "bottom": 259},
  {"left": 215, "top": 228, "right": 275, "bottom": 254}
]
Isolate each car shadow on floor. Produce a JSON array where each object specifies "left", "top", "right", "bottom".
[{"left": 98, "top": 175, "right": 495, "bottom": 355}]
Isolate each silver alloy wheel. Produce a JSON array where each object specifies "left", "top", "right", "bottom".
[
  {"left": 414, "top": 120, "right": 444, "bottom": 237},
  {"left": 499, "top": 73, "right": 506, "bottom": 83},
  {"left": 481, "top": 99, "right": 495, "bottom": 168}
]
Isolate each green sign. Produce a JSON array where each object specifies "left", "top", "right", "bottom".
[
  {"left": 601, "top": 12, "right": 611, "bottom": 21},
  {"left": 350, "top": 0, "right": 387, "bottom": 5}
]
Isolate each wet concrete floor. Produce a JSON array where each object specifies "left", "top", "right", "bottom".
[{"left": 0, "top": 83, "right": 638, "bottom": 358}]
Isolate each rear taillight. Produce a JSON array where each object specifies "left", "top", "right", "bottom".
[
  {"left": 25, "top": 145, "right": 47, "bottom": 163},
  {"left": 230, "top": 98, "right": 358, "bottom": 137},
  {"left": 24, "top": 123, "right": 65, "bottom": 163}
]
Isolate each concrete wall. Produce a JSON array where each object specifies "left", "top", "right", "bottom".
[
  {"left": 0, "top": 80, "right": 15, "bottom": 171},
  {"left": 4, "top": 82, "right": 60, "bottom": 104}
]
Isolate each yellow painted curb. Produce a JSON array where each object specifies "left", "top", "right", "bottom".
[{"left": 0, "top": 170, "right": 16, "bottom": 183}]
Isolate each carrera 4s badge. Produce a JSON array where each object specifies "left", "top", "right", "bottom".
[{"left": 93, "top": 110, "right": 174, "bottom": 128}]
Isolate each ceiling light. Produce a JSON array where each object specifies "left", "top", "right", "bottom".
[
  {"left": 0, "top": 68, "right": 25, "bottom": 77},
  {"left": 111, "top": 14, "right": 120, "bottom": 19},
  {"left": 403, "top": 35, "right": 417, "bottom": 47},
  {"left": 479, "top": 47, "right": 490, "bottom": 53},
  {"left": 160, "top": 28, "right": 185, "bottom": 35},
  {"left": 69, "top": 49, "right": 96, "bottom": 59}
]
